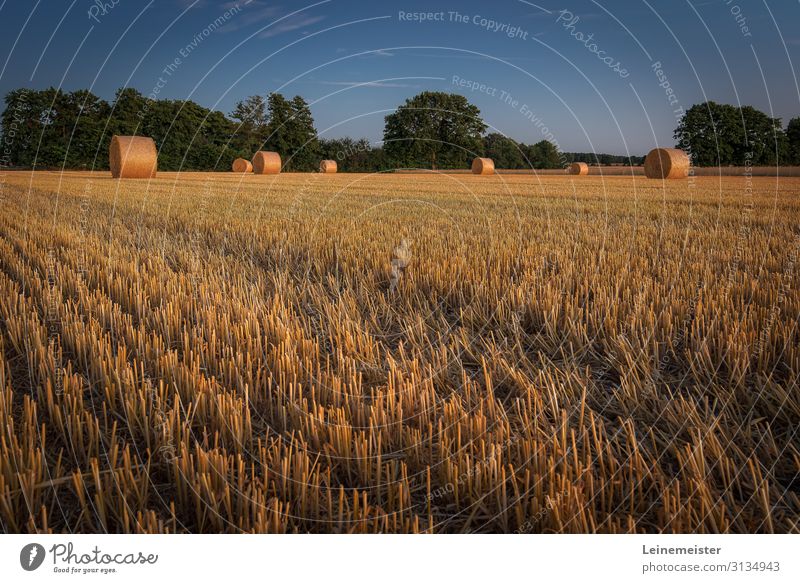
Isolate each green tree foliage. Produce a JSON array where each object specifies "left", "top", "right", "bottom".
[
  {"left": 262, "top": 93, "right": 320, "bottom": 171},
  {"left": 230, "top": 94, "right": 267, "bottom": 129},
  {"left": 2, "top": 88, "right": 42, "bottom": 168},
  {"left": 229, "top": 95, "right": 267, "bottom": 155},
  {"left": 142, "top": 99, "right": 240, "bottom": 170},
  {"left": 1, "top": 87, "right": 111, "bottom": 169},
  {"left": 480, "top": 134, "right": 564, "bottom": 169},
  {"left": 110, "top": 88, "right": 148, "bottom": 136},
  {"left": 319, "top": 137, "right": 387, "bottom": 172},
  {"left": 786, "top": 117, "right": 800, "bottom": 165},
  {"left": 67, "top": 90, "right": 112, "bottom": 168},
  {"left": 383, "top": 91, "right": 487, "bottom": 170},
  {"left": 286, "top": 95, "right": 320, "bottom": 171},
  {"left": 527, "top": 140, "right": 563, "bottom": 169},
  {"left": 11, "top": 87, "right": 788, "bottom": 173},
  {"left": 0, "top": 87, "right": 247, "bottom": 171},
  {"left": 566, "top": 152, "right": 644, "bottom": 166},
  {"left": 675, "top": 101, "right": 789, "bottom": 166},
  {"left": 482, "top": 133, "right": 525, "bottom": 169}
]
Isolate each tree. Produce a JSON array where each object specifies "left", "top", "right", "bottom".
[
  {"left": 675, "top": 102, "right": 736, "bottom": 166},
  {"left": 527, "top": 140, "right": 562, "bottom": 169},
  {"left": 61, "top": 90, "right": 110, "bottom": 169},
  {"left": 262, "top": 93, "right": 319, "bottom": 171},
  {"left": 383, "top": 91, "right": 486, "bottom": 170},
  {"left": 1, "top": 88, "right": 37, "bottom": 167},
  {"left": 675, "top": 101, "right": 788, "bottom": 166},
  {"left": 320, "top": 137, "right": 383, "bottom": 172},
  {"left": 739, "top": 106, "right": 787, "bottom": 166},
  {"left": 566, "top": 152, "right": 644, "bottom": 165},
  {"left": 286, "top": 95, "right": 320, "bottom": 171},
  {"left": 142, "top": 98, "right": 240, "bottom": 171},
  {"left": 110, "top": 88, "right": 147, "bottom": 135},
  {"left": 230, "top": 95, "right": 267, "bottom": 130},
  {"left": 483, "top": 133, "right": 525, "bottom": 169},
  {"left": 786, "top": 117, "right": 800, "bottom": 165},
  {"left": 230, "top": 95, "right": 267, "bottom": 155}
]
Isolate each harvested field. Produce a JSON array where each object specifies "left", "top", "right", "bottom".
[
  {"left": 0, "top": 171, "right": 798, "bottom": 534},
  {"left": 394, "top": 166, "right": 800, "bottom": 176}
]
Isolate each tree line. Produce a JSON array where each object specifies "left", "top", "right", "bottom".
[
  {"left": 1, "top": 87, "right": 797, "bottom": 171},
  {"left": 675, "top": 101, "right": 799, "bottom": 166}
]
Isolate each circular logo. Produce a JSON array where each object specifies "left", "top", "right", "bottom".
[{"left": 20, "top": 543, "right": 46, "bottom": 571}]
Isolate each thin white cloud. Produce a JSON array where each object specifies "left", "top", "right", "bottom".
[
  {"left": 259, "top": 14, "right": 325, "bottom": 38},
  {"left": 316, "top": 80, "right": 424, "bottom": 88},
  {"left": 217, "top": 0, "right": 281, "bottom": 32}
]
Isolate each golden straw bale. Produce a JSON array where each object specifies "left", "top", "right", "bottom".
[
  {"left": 644, "top": 148, "right": 690, "bottom": 179},
  {"left": 252, "top": 151, "right": 281, "bottom": 175},
  {"left": 319, "top": 160, "right": 338, "bottom": 173},
  {"left": 569, "top": 162, "right": 589, "bottom": 175},
  {"left": 109, "top": 136, "right": 157, "bottom": 179},
  {"left": 232, "top": 158, "right": 253, "bottom": 173},
  {"left": 471, "top": 157, "right": 495, "bottom": 175}
]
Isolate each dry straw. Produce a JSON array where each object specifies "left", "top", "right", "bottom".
[
  {"left": 3, "top": 169, "right": 797, "bottom": 535},
  {"left": 319, "top": 160, "right": 338, "bottom": 174},
  {"left": 232, "top": 158, "right": 253, "bottom": 173},
  {"left": 644, "top": 148, "right": 690, "bottom": 179},
  {"left": 472, "top": 157, "right": 495, "bottom": 175},
  {"left": 569, "top": 162, "right": 589, "bottom": 175},
  {"left": 109, "top": 136, "right": 157, "bottom": 179},
  {"left": 252, "top": 151, "right": 282, "bottom": 175}
]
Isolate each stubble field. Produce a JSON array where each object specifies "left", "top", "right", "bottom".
[{"left": 0, "top": 170, "right": 798, "bottom": 533}]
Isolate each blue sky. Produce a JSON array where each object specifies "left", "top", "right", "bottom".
[{"left": 1, "top": 0, "right": 798, "bottom": 155}]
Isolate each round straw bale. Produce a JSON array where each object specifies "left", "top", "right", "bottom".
[
  {"left": 232, "top": 158, "right": 253, "bottom": 173},
  {"left": 252, "top": 151, "right": 281, "bottom": 175},
  {"left": 471, "top": 157, "right": 495, "bottom": 175},
  {"left": 109, "top": 136, "right": 157, "bottom": 179},
  {"left": 644, "top": 148, "right": 690, "bottom": 179},
  {"left": 319, "top": 160, "right": 337, "bottom": 173},
  {"left": 568, "top": 162, "right": 589, "bottom": 175}
]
